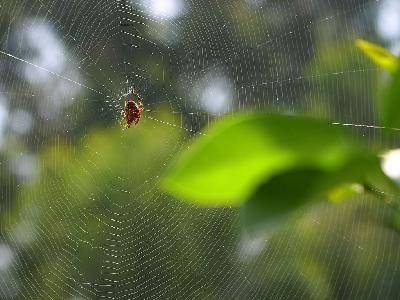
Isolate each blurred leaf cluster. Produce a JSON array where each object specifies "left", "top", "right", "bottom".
[{"left": 162, "top": 40, "right": 400, "bottom": 234}]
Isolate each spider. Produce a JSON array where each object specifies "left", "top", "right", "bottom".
[{"left": 121, "top": 93, "right": 144, "bottom": 128}]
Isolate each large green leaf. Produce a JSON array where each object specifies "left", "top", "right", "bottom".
[
  {"left": 355, "top": 39, "right": 398, "bottom": 73},
  {"left": 162, "top": 113, "right": 368, "bottom": 206}
]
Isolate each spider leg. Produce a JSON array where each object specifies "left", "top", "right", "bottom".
[
  {"left": 135, "top": 116, "right": 140, "bottom": 125},
  {"left": 137, "top": 102, "right": 144, "bottom": 113}
]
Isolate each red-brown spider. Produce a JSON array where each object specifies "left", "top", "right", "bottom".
[{"left": 121, "top": 93, "right": 144, "bottom": 128}]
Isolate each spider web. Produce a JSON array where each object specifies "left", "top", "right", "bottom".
[{"left": 0, "top": 0, "right": 400, "bottom": 299}]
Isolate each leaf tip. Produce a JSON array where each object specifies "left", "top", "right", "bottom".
[{"left": 355, "top": 38, "right": 398, "bottom": 73}]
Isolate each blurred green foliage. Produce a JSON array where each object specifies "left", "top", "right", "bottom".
[
  {"left": 381, "top": 69, "right": 400, "bottom": 129},
  {"left": 1, "top": 0, "right": 400, "bottom": 298},
  {"left": 356, "top": 39, "right": 400, "bottom": 130},
  {"left": 2, "top": 108, "right": 182, "bottom": 296},
  {"left": 304, "top": 39, "right": 379, "bottom": 124},
  {"left": 3, "top": 109, "right": 249, "bottom": 298}
]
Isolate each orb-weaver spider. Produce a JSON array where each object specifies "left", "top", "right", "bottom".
[{"left": 121, "top": 91, "right": 144, "bottom": 128}]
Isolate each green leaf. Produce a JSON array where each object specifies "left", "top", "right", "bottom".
[
  {"left": 242, "top": 155, "right": 381, "bottom": 234},
  {"left": 380, "top": 69, "right": 400, "bottom": 128},
  {"left": 162, "top": 113, "right": 366, "bottom": 206},
  {"left": 242, "top": 169, "right": 327, "bottom": 234},
  {"left": 162, "top": 112, "right": 400, "bottom": 233},
  {"left": 355, "top": 39, "right": 398, "bottom": 73}
]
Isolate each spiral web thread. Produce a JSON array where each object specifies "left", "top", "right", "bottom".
[{"left": 0, "top": 0, "right": 399, "bottom": 299}]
